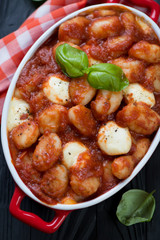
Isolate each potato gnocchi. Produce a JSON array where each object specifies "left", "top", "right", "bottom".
[{"left": 7, "top": 6, "right": 160, "bottom": 205}]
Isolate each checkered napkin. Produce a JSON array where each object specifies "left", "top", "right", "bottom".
[{"left": 0, "top": 0, "right": 88, "bottom": 120}]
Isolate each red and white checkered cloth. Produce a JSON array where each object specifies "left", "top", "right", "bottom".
[{"left": 0, "top": 0, "right": 89, "bottom": 120}]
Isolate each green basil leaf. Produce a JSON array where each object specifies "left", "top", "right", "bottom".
[
  {"left": 116, "top": 189, "right": 156, "bottom": 226},
  {"left": 87, "top": 63, "right": 129, "bottom": 91},
  {"left": 55, "top": 43, "right": 89, "bottom": 78}
]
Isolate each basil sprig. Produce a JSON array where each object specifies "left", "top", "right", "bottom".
[
  {"left": 55, "top": 43, "right": 89, "bottom": 78},
  {"left": 116, "top": 189, "right": 156, "bottom": 226},
  {"left": 86, "top": 63, "right": 129, "bottom": 91},
  {"left": 55, "top": 43, "right": 129, "bottom": 91}
]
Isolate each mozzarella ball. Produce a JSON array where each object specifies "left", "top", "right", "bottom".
[
  {"left": 43, "top": 75, "right": 70, "bottom": 105},
  {"left": 104, "top": 34, "right": 133, "bottom": 59},
  {"left": 111, "top": 156, "right": 134, "bottom": 179},
  {"left": 70, "top": 175, "right": 100, "bottom": 197},
  {"left": 12, "top": 120, "right": 39, "bottom": 149},
  {"left": 58, "top": 17, "right": 90, "bottom": 45},
  {"left": 123, "top": 83, "right": 155, "bottom": 107},
  {"left": 132, "top": 138, "right": 150, "bottom": 163},
  {"left": 32, "top": 133, "right": 62, "bottom": 172},
  {"left": 68, "top": 105, "right": 97, "bottom": 136},
  {"left": 98, "top": 121, "right": 132, "bottom": 155},
  {"left": 7, "top": 97, "right": 31, "bottom": 131},
  {"left": 110, "top": 57, "right": 145, "bottom": 83},
  {"left": 41, "top": 164, "right": 68, "bottom": 198},
  {"left": 38, "top": 104, "right": 68, "bottom": 134},
  {"left": 69, "top": 77, "right": 96, "bottom": 105},
  {"left": 91, "top": 90, "right": 123, "bottom": 121},
  {"left": 89, "top": 16, "right": 123, "bottom": 39},
  {"left": 116, "top": 102, "right": 160, "bottom": 135},
  {"left": 62, "top": 141, "right": 88, "bottom": 169},
  {"left": 145, "top": 64, "right": 160, "bottom": 92},
  {"left": 129, "top": 41, "right": 160, "bottom": 63}
]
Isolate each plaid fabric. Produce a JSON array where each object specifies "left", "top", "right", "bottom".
[{"left": 0, "top": 0, "right": 87, "bottom": 119}]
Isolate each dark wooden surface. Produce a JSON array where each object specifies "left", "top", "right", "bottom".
[{"left": 0, "top": 0, "right": 160, "bottom": 239}]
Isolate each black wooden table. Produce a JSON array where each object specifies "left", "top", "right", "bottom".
[{"left": 0, "top": 1, "right": 160, "bottom": 239}]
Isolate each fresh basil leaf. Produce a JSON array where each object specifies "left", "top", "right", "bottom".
[
  {"left": 116, "top": 189, "right": 156, "bottom": 226},
  {"left": 55, "top": 43, "right": 88, "bottom": 78},
  {"left": 87, "top": 63, "right": 129, "bottom": 91}
]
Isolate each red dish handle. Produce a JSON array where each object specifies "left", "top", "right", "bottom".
[
  {"left": 9, "top": 186, "right": 72, "bottom": 234},
  {"left": 106, "top": 0, "right": 160, "bottom": 23}
]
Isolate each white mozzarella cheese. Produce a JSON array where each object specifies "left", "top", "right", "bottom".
[
  {"left": 62, "top": 141, "right": 88, "bottom": 169},
  {"left": 7, "top": 97, "right": 31, "bottom": 131},
  {"left": 123, "top": 83, "right": 155, "bottom": 107},
  {"left": 43, "top": 75, "right": 70, "bottom": 105},
  {"left": 98, "top": 121, "right": 132, "bottom": 155}
]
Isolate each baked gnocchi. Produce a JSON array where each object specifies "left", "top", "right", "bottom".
[{"left": 7, "top": 6, "right": 160, "bottom": 205}]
